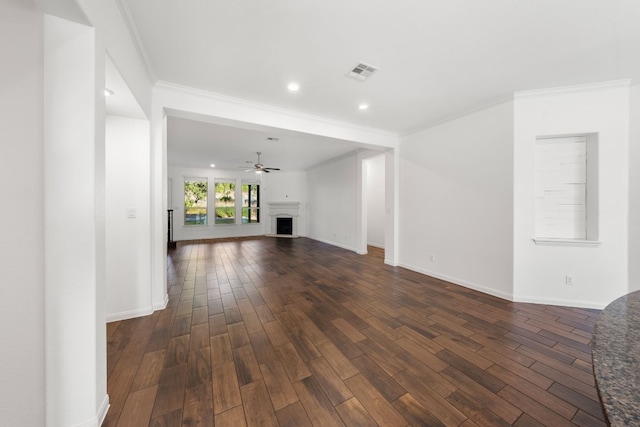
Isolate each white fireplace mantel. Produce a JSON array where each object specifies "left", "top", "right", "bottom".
[{"left": 268, "top": 202, "right": 300, "bottom": 237}]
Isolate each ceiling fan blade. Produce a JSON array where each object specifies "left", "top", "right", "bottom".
[
  {"left": 262, "top": 170, "right": 270, "bottom": 173},
  {"left": 263, "top": 167, "right": 280, "bottom": 171},
  {"left": 244, "top": 168, "right": 254, "bottom": 172}
]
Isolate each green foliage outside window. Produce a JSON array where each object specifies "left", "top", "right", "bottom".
[
  {"left": 215, "top": 181, "right": 236, "bottom": 224},
  {"left": 184, "top": 180, "right": 207, "bottom": 225}
]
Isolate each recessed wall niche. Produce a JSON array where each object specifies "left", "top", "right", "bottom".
[{"left": 534, "top": 133, "right": 599, "bottom": 241}]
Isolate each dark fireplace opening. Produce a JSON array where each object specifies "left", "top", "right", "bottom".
[{"left": 276, "top": 217, "right": 293, "bottom": 235}]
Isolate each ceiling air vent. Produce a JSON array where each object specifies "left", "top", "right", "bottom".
[{"left": 346, "top": 62, "right": 379, "bottom": 82}]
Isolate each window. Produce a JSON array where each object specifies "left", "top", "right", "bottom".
[
  {"left": 184, "top": 178, "right": 208, "bottom": 225},
  {"left": 214, "top": 181, "right": 236, "bottom": 224},
  {"left": 242, "top": 182, "right": 260, "bottom": 223},
  {"left": 534, "top": 133, "right": 598, "bottom": 242}
]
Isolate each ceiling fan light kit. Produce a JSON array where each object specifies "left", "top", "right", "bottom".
[{"left": 242, "top": 152, "right": 280, "bottom": 174}]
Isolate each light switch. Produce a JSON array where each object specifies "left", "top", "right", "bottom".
[{"left": 127, "top": 208, "right": 136, "bottom": 218}]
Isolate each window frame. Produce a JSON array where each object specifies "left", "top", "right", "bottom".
[
  {"left": 242, "top": 181, "right": 260, "bottom": 224},
  {"left": 183, "top": 177, "right": 208, "bottom": 226},
  {"left": 214, "top": 180, "right": 237, "bottom": 225}
]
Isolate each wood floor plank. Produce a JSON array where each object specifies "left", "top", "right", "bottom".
[
  {"left": 275, "top": 342, "right": 312, "bottom": 383},
  {"left": 130, "top": 349, "right": 165, "bottom": 392},
  {"left": 441, "top": 366, "right": 521, "bottom": 425},
  {"left": 293, "top": 376, "right": 346, "bottom": 427},
  {"left": 498, "top": 385, "right": 576, "bottom": 427},
  {"left": 117, "top": 385, "right": 158, "bottom": 427},
  {"left": 151, "top": 364, "right": 187, "bottom": 419},
  {"left": 446, "top": 389, "right": 512, "bottom": 427},
  {"left": 486, "top": 364, "right": 576, "bottom": 420},
  {"left": 351, "top": 354, "right": 406, "bottom": 401},
  {"left": 241, "top": 380, "right": 280, "bottom": 427},
  {"left": 345, "top": 374, "right": 409, "bottom": 426},
  {"left": 276, "top": 402, "right": 313, "bottom": 427},
  {"left": 335, "top": 397, "right": 379, "bottom": 426},
  {"left": 260, "top": 358, "right": 299, "bottom": 411},
  {"left": 307, "top": 357, "right": 354, "bottom": 406},
  {"left": 215, "top": 405, "right": 247, "bottom": 427},
  {"left": 212, "top": 360, "right": 242, "bottom": 414},
  {"left": 210, "top": 333, "right": 233, "bottom": 365},
  {"left": 393, "top": 393, "right": 447, "bottom": 427},
  {"left": 233, "top": 344, "right": 262, "bottom": 386},
  {"left": 149, "top": 408, "right": 182, "bottom": 427}
]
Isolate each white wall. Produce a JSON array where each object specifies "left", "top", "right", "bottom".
[
  {"left": 34, "top": 0, "right": 154, "bottom": 424},
  {"left": 106, "top": 115, "right": 152, "bottom": 321},
  {"left": 262, "top": 171, "right": 308, "bottom": 236},
  {"left": 44, "top": 14, "right": 107, "bottom": 426},
  {"left": 365, "top": 155, "right": 385, "bottom": 247},
  {"left": 307, "top": 154, "right": 359, "bottom": 251},
  {"left": 514, "top": 81, "right": 630, "bottom": 308},
  {"left": 630, "top": 83, "right": 640, "bottom": 293},
  {"left": 0, "top": 1, "right": 45, "bottom": 425},
  {"left": 399, "top": 101, "right": 515, "bottom": 300}
]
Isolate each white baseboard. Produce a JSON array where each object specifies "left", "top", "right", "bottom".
[
  {"left": 308, "top": 237, "right": 357, "bottom": 253},
  {"left": 367, "top": 242, "right": 385, "bottom": 249},
  {"left": 514, "top": 295, "right": 606, "bottom": 310},
  {"left": 153, "top": 293, "right": 169, "bottom": 311},
  {"left": 398, "top": 262, "right": 514, "bottom": 302},
  {"left": 398, "top": 262, "right": 604, "bottom": 309},
  {"left": 71, "top": 394, "right": 109, "bottom": 427},
  {"left": 106, "top": 306, "right": 154, "bottom": 323},
  {"left": 97, "top": 395, "right": 109, "bottom": 426}
]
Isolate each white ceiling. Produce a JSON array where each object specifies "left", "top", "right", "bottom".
[
  {"left": 166, "top": 116, "right": 378, "bottom": 171},
  {"left": 115, "top": 0, "right": 640, "bottom": 170}
]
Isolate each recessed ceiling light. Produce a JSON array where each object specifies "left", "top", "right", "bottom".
[
  {"left": 104, "top": 88, "right": 114, "bottom": 97},
  {"left": 209, "top": 164, "right": 215, "bottom": 168},
  {"left": 358, "top": 103, "right": 369, "bottom": 110},
  {"left": 287, "top": 82, "right": 300, "bottom": 92}
]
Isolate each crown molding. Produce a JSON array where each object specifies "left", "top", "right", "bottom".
[
  {"left": 114, "top": 0, "right": 157, "bottom": 82},
  {"left": 514, "top": 79, "right": 632, "bottom": 99},
  {"left": 154, "top": 80, "right": 399, "bottom": 144}
]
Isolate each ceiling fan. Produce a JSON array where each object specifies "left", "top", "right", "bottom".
[{"left": 242, "top": 152, "right": 280, "bottom": 173}]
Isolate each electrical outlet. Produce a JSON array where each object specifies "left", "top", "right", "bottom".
[
  {"left": 565, "top": 275, "right": 573, "bottom": 285},
  {"left": 430, "top": 254, "right": 435, "bottom": 262},
  {"left": 127, "top": 208, "right": 136, "bottom": 218}
]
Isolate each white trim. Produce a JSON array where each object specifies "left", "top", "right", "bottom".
[
  {"left": 532, "top": 238, "right": 602, "bottom": 247},
  {"left": 515, "top": 79, "right": 631, "bottom": 99},
  {"left": 367, "top": 242, "right": 385, "bottom": 249},
  {"left": 155, "top": 81, "right": 398, "bottom": 143},
  {"left": 106, "top": 306, "right": 154, "bottom": 323},
  {"left": 96, "top": 395, "right": 110, "bottom": 427},
  {"left": 308, "top": 237, "right": 358, "bottom": 253},
  {"left": 69, "top": 395, "right": 109, "bottom": 427},
  {"left": 514, "top": 294, "right": 606, "bottom": 310},
  {"left": 154, "top": 293, "right": 169, "bottom": 311},
  {"left": 113, "top": 0, "right": 156, "bottom": 81},
  {"left": 398, "top": 262, "right": 514, "bottom": 301}
]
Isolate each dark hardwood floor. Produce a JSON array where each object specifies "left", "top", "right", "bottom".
[{"left": 105, "top": 236, "right": 606, "bottom": 426}]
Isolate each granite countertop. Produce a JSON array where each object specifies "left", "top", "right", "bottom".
[{"left": 593, "top": 290, "right": 640, "bottom": 426}]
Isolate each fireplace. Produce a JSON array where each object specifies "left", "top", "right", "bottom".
[
  {"left": 267, "top": 202, "right": 300, "bottom": 238},
  {"left": 276, "top": 218, "right": 293, "bottom": 235}
]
